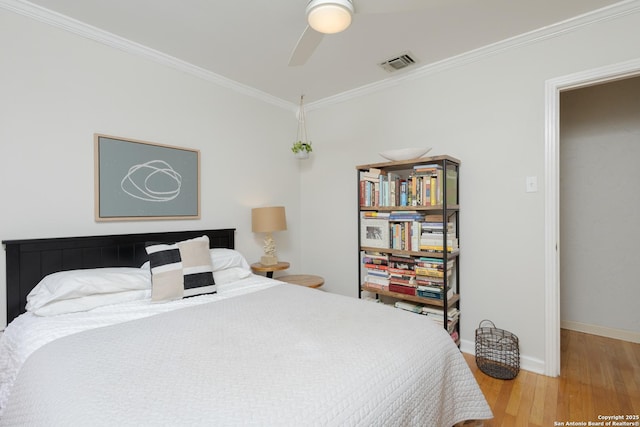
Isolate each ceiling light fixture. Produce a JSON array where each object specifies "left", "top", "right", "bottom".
[{"left": 306, "top": 0, "right": 354, "bottom": 34}]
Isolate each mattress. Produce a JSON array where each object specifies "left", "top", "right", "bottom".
[{"left": 0, "top": 276, "right": 492, "bottom": 426}]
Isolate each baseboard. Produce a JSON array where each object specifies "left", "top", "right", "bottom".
[
  {"left": 460, "top": 339, "right": 545, "bottom": 376},
  {"left": 561, "top": 320, "right": 640, "bottom": 343}
]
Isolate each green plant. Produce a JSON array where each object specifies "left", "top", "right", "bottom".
[{"left": 291, "top": 141, "right": 312, "bottom": 154}]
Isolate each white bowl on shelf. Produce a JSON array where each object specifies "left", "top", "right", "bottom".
[{"left": 378, "top": 147, "right": 432, "bottom": 161}]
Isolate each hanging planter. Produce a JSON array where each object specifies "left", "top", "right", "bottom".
[
  {"left": 292, "top": 141, "right": 312, "bottom": 159},
  {"left": 291, "top": 95, "right": 312, "bottom": 159}
]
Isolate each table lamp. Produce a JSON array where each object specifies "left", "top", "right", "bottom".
[{"left": 251, "top": 206, "right": 287, "bottom": 266}]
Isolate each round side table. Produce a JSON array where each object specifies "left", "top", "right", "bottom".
[
  {"left": 278, "top": 274, "right": 324, "bottom": 289},
  {"left": 250, "top": 261, "right": 289, "bottom": 278}
]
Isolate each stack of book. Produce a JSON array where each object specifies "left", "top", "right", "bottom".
[
  {"left": 394, "top": 301, "right": 460, "bottom": 341},
  {"left": 387, "top": 255, "right": 416, "bottom": 295},
  {"left": 422, "top": 305, "right": 460, "bottom": 334},
  {"left": 394, "top": 301, "right": 424, "bottom": 314},
  {"left": 359, "top": 168, "right": 383, "bottom": 207},
  {"left": 416, "top": 286, "right": 454, "bottom": 300},
  {"left": 388, "top": 211, "right": 423, "bottom": 251},
  {"left": 415, "top": 256, "right": 455, "bottom": 300},
  {"left": 419, "top": 219, "right": 458, "bottom": 253},
  {"left": 412, "top": 163, "right": 458, "bottom": 206},
  {"left": 410, "top": 163, "right": 441, "bottom": 207},
  {"left": 361, "top": 251, "right": 389, "bottom": 291}
]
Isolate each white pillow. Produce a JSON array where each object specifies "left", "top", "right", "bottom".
[
  {"left": 28, "top": 290, "right": 151, "bottom": 317},
  {"left": 140, "top": 248, "right": 250, "bottom": 272},
  {"left": 209, "top": 248, "right": 251, "bottom": 271},
  {"left": 26, "top": 268, "right": 151, "bottom": 316},
  {"left": 212, "top": 267, "right": 252, "bottom": 285}
]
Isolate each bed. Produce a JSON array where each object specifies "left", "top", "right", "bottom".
[{"left": 0, "top": 229, "right": 492, "bottom": 426}]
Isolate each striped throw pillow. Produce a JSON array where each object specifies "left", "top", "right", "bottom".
[{"left": 145, "top": 236, "right": 216, "bottom": 302}]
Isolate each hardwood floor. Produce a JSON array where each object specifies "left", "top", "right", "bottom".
[{"left": 463, "top": 329, "right": 640, "bottom": 427}]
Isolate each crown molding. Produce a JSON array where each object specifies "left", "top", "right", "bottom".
[
  {"left": 0, "top": 0, "right": 296, "bottom": 111},
  {"left": 306, "top": 0, "right": 640, "bottom": 111},
  {"left": 3, "top": 0, "right": 639, "bottom": 112}
]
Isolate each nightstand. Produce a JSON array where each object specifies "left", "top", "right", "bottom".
[
  {"left": 278, "top": 274, "right": 324, "bottom": 289},
  {"left": 250, "top": 261, "right": 290, "bottom": 278}
]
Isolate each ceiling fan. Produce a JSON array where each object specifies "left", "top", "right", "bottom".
[{"left": 288, "top": 0, "right": 428, "bottom": 66}]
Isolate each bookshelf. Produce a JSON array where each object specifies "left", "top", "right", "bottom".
[{"left": 356, "top": 155, "right": 461, "bottom": 344}]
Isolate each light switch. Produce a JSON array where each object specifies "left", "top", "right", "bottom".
[{"left": 526, "top": 176, "right": 538, "bottom": 193}]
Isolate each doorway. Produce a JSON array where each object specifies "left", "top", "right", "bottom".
[
  {"left": 544, "top": 58, "right": 640, "bottom": 376},
  {"left": 559, "top": 77, "right": 640, "bottom": 343}
]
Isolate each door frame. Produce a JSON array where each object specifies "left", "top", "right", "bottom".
[{"left": 544, "top": 58, "right": 640, "bottom": 376}]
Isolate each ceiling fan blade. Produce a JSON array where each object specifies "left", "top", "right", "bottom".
[
  {"left": 288, "top": 26, "right": 324, "bottom": 66},
  {"left": 355, "top": 0, "right": 429, "bottom": 14}
]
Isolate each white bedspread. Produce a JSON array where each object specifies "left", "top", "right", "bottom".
[
  {"left": 0, "top": 279, "right": 491, "bottom": 426},
  {"left": 0, "top": 275, "right": 278, "bottom": 414}
]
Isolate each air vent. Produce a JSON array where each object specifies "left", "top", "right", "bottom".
[{"left": 379, "top": 52, "right": 417, "bottom": 72}]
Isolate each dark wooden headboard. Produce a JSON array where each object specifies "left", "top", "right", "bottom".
[{"left": 3, "top": 229, "right": 236, "bottom": 324}]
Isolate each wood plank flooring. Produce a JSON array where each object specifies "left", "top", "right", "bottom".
[{"left": 463, "top": 329, "right": 640, "bottom": 427}]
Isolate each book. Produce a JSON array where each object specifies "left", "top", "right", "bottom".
[
  {"left": 422, "top": 305, "right": 459, "bottom": 318},
  {"left": 365, "top": 268, "right": 389, "bottom": 278},
  {"left": 415, "top": 277, "right": 448, "bottom": 286},
  {"left": 415, "top": 260, "right": 454, "bottom": 270},
  {"left": 388, "top": 283, "right": 417, "bottom": 296},
  {"left": 363, "top": 251, "right": 390, "bottom": 260},
  {"left": 385, "top": 172, "right": 399, "bottom": 206},
  {"left": 364, "top": 273, "right": 390, "bottom": 286},
  {"left": 388, "top": 266, "right": 416, "bottom": 275},
  {"left": 446, "top": 168, "right": 458, "bottom": 205},
  {"left": 418, "top": 245, "right": 457, "bottom": 253},
  {"left": 430, "top": 174, "right": 437, "bottom": 206},
  {"left": 388, "top": 211, "right": 424, "bottom": 220},
  {"left": 420, "top": 239, "right": 458, "bottom": 248},
  {"left": 363, "top": 256, "right": 388, "bottom": 268},
  {"left": 416, "top": 287, "right": 454, "bottom": 300},
  {"left": 362, "top": 211, "right": 390, "bottom": 219},
  {"left": 394, "top": 301, "right": 423, "bottom": 313},
  {"left": 414, "top": 268, "right": 452, "bottom": 278},
  {"left": 388, "top": 255, "right": 416, "bottom": 269},
  {"left": 364, "top": 263, "right": 388, "bottom": 271},
  {"left": 399, "top": 180, "right": 408, "bottom": 206},
  {"left": 412, "top": 163, "right": 442, "bottom": 171},
  {"left": 361, "top": 167, "right": 385, "bottom": 180},
  {"left": 421, "top": 222, "right": 454, "bottom": 230},
  {"left": 390, "top": 277, "right": 418, "bottom": 286},
  {"left": 362, "top": 256, "right": 388, "bottom": 265},
  {"left": 363, "top": 281, "right": 389, "bottom": 291}
]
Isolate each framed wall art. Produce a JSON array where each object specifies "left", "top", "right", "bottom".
[{"left": 94, "top": 134, "right": 200, "bottom": 221}]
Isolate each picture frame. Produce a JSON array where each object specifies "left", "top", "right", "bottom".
[
  {"left": 360, "top": 218, "right": 390, "bottom": 248},
  {"left": 94, "top": 134, "right": 200, "bottom": 221}
]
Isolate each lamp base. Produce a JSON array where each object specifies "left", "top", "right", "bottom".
[{"left": 260, "top": 255, "right": 278, "bottom": 266}]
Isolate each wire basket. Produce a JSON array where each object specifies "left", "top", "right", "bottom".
[{"left": 475, "top": 320, "right": 520, "bottom": 380}]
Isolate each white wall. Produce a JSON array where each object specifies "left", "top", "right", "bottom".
[
  {"left": 301, "top": 9, "right": 640, "bottom": 372},
  {"left": 0, "top": 9, "right": 303, "bottom": 327},
  {"left": 560, "top": 77, "right": 640, "bottom": 335}
]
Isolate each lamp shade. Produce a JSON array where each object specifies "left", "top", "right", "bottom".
[
  {"left": 251, "top": 206, "right": 287, "bottom": 233},
  {"left": 306, "top": 0, "right": 353, "bottom": 34}
]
